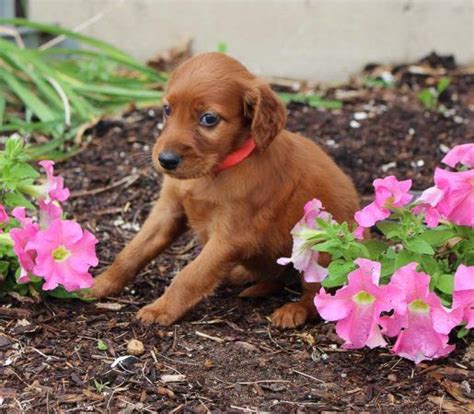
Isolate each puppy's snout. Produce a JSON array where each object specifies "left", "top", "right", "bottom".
[{"left": 158, "top": 150, "right": 181, "bottom": 170}]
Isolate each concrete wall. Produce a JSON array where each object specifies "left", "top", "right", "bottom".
[{"left": 29, "top": 0, "right": 474, "bottom": 82}]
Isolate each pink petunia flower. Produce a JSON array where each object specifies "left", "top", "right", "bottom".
[
  {"left": 0, "top": 204, "right": 8, "bottom": 233},
  {"left": 0, "top": 204, "right": 8, "bottom": 224},
  {"left": 38, "top": 200, "right": 63, "bottom": 228},
  {"left": 314, "top": 259, "right": 405, "bottom": 349},
  {"left": 380, "top": 263, "right": 462, "bottom": 364},
  {"left": 452, "top": 264, "right": 474, "bottom": 329},
  {"left": 355, "top": 176, "right": 413, "bottom": 230},
  {"left": 277, "top": 199, "right": 331, "bottom": 283},
  {"left": 433, "top": 168, "right": 474, "bottom": 227},
  {"left": 38, "top": 160, "right": 70, "bottom": 203},
  {"left": 26, "top": 219, "right": 98, "bottom": 292},
  {"left": 442, "top": 143, "right": 474, "bottom": 169},
  {"left": 10, "top": 208, "right": 39, "bottom": 283},
  {"left": 412, "top": 186, "right": 444, "bottom": 228}
]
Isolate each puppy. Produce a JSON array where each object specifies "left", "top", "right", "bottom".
[{"left": 89, "top": 52, "right": 360, "bottom": 328}]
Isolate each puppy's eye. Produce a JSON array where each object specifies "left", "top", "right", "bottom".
[
  {"left": 199, "top": 112, "right": 220, "bottom": 127},
  {"left": 163, "top": 105, "right": 171, "bottom": 117}
]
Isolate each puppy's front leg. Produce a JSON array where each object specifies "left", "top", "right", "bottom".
[
  {"left": 137, "top": 238, "right": 235, "bottom": 325},
  {"left": 88, "top": 182, "right": 186, "bottom": 298}
]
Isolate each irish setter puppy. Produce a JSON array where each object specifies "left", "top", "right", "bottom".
[{"left": 88, "top": 52, "right": 360, "bottom": 328}]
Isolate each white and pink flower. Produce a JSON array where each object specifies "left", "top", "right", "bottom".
[{"left": 277, "top": 199, "right": 332, "bottom": 283}]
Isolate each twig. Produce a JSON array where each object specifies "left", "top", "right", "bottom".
[
  {"left": 195, "top": 331, "right": 225, "bottom": 343},
  {"left": 70, "top": 174, "right": 140, "bottom": 198},
  {"left": 291, "top": 369, "right": 326, "bottom": 384}
]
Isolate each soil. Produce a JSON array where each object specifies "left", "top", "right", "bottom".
[{"left": 1, "top": 55, "right": 474, "bottom": 413}]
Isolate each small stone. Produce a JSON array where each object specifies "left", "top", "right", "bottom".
[
  {"left": 387, "top": 374, "right": 397, "bottom": 382},
  {"left": 156, "top": 386, "right": 175, "bottom": 399},
  {"left": 408, "top": 128, "right": 415, "bottom": 135},
  {"left": 350, "top": 120, "right": 361, "bottom": 128},
  {"left": 127, "top": 339, "right": 145, "bottom": 356},
  {"left": 353, "top": 112, "right": 368, "bottom": 121}
]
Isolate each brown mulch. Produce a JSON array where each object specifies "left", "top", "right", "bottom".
[{"left": 1, "top": 54, "right": 474, "bottom": 413}]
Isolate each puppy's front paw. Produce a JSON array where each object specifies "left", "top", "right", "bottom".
[
  {"left": 271, "top": 302, "right": 311, "bottom": 329},
  {"left": 85, "top": 270, "right": 124, "bottom": 299},
  {"left": 136, "top": 299, "right": 180, "bottom": 326}
]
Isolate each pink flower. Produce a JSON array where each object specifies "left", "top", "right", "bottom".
[
  {"left": 381, "top": 263, "right": 462, "bottom": 364},
  {"left": 452, "top": 265, "right": 474, "bottom": 329},
  {"left": 38, "top": 200, "right": 63, "bottom": 228},
  {"left": 277, "top": 199, "right": 330, "bottom": 283},
  {"left": 0, "top": 204, "right": 8, "bottom": 224},
  {"left": 314, "top": 259, "right": 405, "bottom": 349},
  {"left": 26, "top": 219, "right": 98, "bottom": 291},
  {"left": 355, "top": 176, "right": 413, "bottom": 230},
  {"left": 10, "top": 208, "right": 39, "bottom": 283},
  {"left": 412, "top": 186, "right": 444, "bottom": 228},
  {"left": 39, "top": 160, "right": 70, "bottom": 203},
  {"left": 442, "top": 143, "right": 474, "bottom": 169},
  {"left": 434, "top": 168, "right": 474, "bottom": 227}
]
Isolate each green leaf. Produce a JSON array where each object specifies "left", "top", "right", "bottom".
[
  {"left": 0, "top": 95, "right": 5, "bottom": 126},
  {"left": 362, "top": 239, "right": 389, "bottom": 260},
  {"left": 97, "top": 340, "right": 108, "bottom": 351},
  {"left": 10, "top": 163, "right": 40, "bottom": 181},
  {"left": 436, "top": 77, "right": 451, "bottom": 94},
  {"left": 436, "top": 273, "right": 454, "bottom": 295},
  {"left": 420, "top": 228, "right": 456, "bottom": 247},
  {"left": 4, "top": 191, "right": 34, "bottom": 210},
  {"left": 417, "top": 88, "right": 437, "bottom": 109},
  {"left": 0, "top": 67, "right": 56, "bottom": 122},
  {"left": 322, "top": 260, "right": 356, "bottom": 288},
  {"left": 313, "top": 239, "right": 340, "bottom": 253},
  {"left": 394, "top": 250, "right": 421, "bottom": 269},
  {"left": 217, "top": 42, "right": 228, "bottom": 53},
  {"left": 377, "top": 221, "right": 401, "bottom": 239},
  {"left": 405, "top": 238, "right": 435, "bottom": 255},
  {"left": 457, "top": 326, "right": 470, "bottom": 339}
]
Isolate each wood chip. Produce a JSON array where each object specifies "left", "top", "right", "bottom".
[
  {"left": 160, "top": 374, "right": 186, "bottom": 383},
  {"left": 95, "top": 302, "right": 124, "bottom": 311}
]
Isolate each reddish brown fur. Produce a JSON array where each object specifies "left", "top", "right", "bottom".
[{"left": 88, "top": 53, "right": 360, "bottom": 328}]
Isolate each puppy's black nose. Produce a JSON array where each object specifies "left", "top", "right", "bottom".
[{"left": 158, "top": 151, "right": 181, "bottom": 170}]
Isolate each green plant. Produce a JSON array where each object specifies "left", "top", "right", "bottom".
[
  {"left": 417, "top": 76, "right": 451, "bottom": 110},
  {"left": 0, "top": 18, "right": 166, "bottom": 158},
  {"left": 278, "top": 92, "right": 343, "bottom": 110}
]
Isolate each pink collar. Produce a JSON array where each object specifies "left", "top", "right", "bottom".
[{"left": 214, "top": 137, "right": 256, "bottom": 173}]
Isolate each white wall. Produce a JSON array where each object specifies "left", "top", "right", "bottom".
[{"left": 29, "top": 0, "right": 474, "bottom": 82}]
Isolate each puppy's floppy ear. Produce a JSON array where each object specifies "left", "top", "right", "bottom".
[{"left": 244, "top": 79, "right": 286, "bottom": 150}]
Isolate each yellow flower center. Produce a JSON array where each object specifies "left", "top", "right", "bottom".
[
  {"left": 52, "top": 246, "right": 70, "bottom": 262},
  {"left": 384, "top": 196, "right": 395, "bottom": 208},
  {"left": 408, "top": 299, "right": 430, "bottom": 314},
  {"left": 353, "top": 291, "right": 375, "bottom": 305}
]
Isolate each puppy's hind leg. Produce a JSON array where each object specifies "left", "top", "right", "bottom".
[{"left": 228, "top": 264, "right": 284, "bottom": 298}]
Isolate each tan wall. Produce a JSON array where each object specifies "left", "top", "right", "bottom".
[{"left": 29, "top": 0, "right": 474, "bottom": 82}]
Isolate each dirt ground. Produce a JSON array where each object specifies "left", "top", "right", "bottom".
[{"left": 1, "top": 55, "right": 474, "bottom": 413}]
